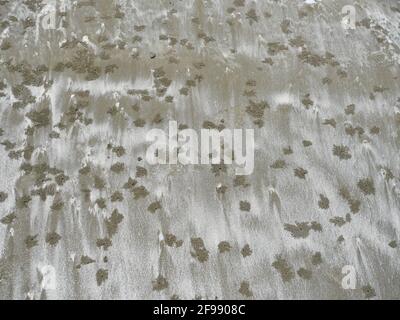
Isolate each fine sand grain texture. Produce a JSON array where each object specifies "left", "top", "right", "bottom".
[{"left": 0, "top": 0, "right": 399, "bottom": 299}]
